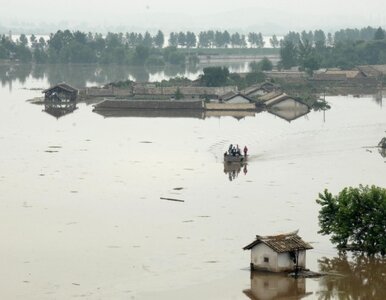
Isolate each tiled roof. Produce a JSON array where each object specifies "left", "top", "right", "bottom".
[{"left": 243, "top": 231, "right": 313, "bottom": 253}]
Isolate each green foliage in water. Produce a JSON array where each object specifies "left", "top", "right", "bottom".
[
  {"left": 174, "top": 87, "right": 184, "bottom": 100},
  {"left": 316, "top": 185, "right": 386, "bottom": 255},
  {"left": 200, "top": 66, "right": 230, "bottom": 87}
]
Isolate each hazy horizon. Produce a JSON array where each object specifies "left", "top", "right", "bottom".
[{"left": 1, "top": 0, "right": 385, "bottom": 34}]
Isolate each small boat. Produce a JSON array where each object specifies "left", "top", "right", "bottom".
[{"left": 224, "top": 154, "right": 245, "bottom": 163}]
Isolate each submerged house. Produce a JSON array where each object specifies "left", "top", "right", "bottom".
[
  {"left": 43, "top": 83, "right": 78, "bottom": 102},
  {"left": 207, "top": 92, "right": 257, "bottom": 111},
  {"left": 313, "top": 69, "right": 366, "bottom": 81},
  {"left": 258, "top": 91, "right": 310, "bottom": 122},
  {"left": 243, "top": 231, "right": 313, "bottom": 273},
  {"left": 241, "top": 82, "right": 280, "bottom": 98}
]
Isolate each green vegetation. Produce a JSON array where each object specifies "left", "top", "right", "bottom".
[
  {"left": 174, "top": 87, "right": 184, "bottom": 100},
  {"left": 316, "top": 185, "right": 386, "bottom": 255},
  {"left": 250, "top": 57, "right": 273, "bottom": 71},
  {"left": 279, "top": 26, "right": 386, "bottom": 71},
  {"left": 199, "top": 66, "right": 266, "bottom": 89},
  {"left": 200, "top": 67, "right": 230, "bottom": 86}
]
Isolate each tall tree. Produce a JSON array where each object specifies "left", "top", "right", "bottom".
[
  {"left": 374, "top": 27, "right": 385, "bottom": 40},
  {"left": 269, "top": 34, "right": 279, "bottom": 48},
  {"left": 168, "top": 32, "right": 178, "bottom": 47},
  {"left": 142, "top": 31, "right": 153, "bottom": 48},
  {"left": 177, "top": 32, "right": 186, "bottom": 47},
  {"left": 279, "top": 40, "right": 298, "bottom": 69},
  {"left": 185, "top": 31, "right": 196, "bottom": 48},
  {"left": 154, "top": 30, "right": 164, "bottom": 48}
]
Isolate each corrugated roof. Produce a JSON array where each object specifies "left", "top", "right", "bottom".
[{"left": 243, "top": 231, "right": 313, "bottom": 253}]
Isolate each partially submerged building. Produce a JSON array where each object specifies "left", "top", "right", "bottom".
[
  {"left": 258, "top": 91, "right": 310, "bottom": 120},
  {"left": 243, "top": 231, "right": 313, "bottom": 273},
  {"left": 43, "top": 83, "right": 78, "bottom": 102},
  {"left": 240, "top": 82, "right": 280, "bottom": 98},
  {"left": 207, "top": 92, "right": 257, "bottom": 111},
  {"left": 313, "top": 69, "right": 366, "bottom": 81}
]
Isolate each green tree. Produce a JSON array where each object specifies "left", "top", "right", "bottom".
[
  {"left": 374, "top": 27, "right": 385, "bottom": 40},
  {"left": 168, "top": 32, "right": 178, "bottom": 47},
  {"left": 316, "top": 185, "right": 386, "bottom": 255},
  {"left": 132, "top": 45, "right": 150, "bottom": 65},
  {"left": 142, "top": 31, "right": 153, "bottom": 48},
  {"left": 185, "top": 31, "right": 196, "bottom": 48},
  {"left": 280, "top": 40, "right": 298, "bottom": 69},
  {"left": 201, "top": 66, "right": 229, "bottom": 86},
  {"left": 154, "top": 30, "right": 164, "bottom": 48},
  {"left": 18, "top": 34, "right": 28, "bottom": 47},
  {"left": 177, "top": 32, "right": 186, "bottom": 48},
  {"left": 250, "top": 57, "right": 273, "bottom": 71},
  {"left": 269, "top": 34, "right": 279, "bottom": 48},
  {"left": 174, "top": 87, "right": 184, "bottom": 99}
]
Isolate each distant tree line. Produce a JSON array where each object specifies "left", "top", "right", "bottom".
[
  {"left": 279, "top": 26, "right": 386, "bottom": 73},
  {"left": 0, "top": 29, "right": 269, "bottom": 64},
  {"left": 1, "top": 26, "right": 385, "bottom": 67}
]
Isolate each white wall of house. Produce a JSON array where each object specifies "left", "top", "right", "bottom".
[
  {"left": 251, "top": 244, "right": 308, "bottom": 272},
  {"left": 277, "top": 250, "right": 307, "bottom": 271},
  {"left": 226, "top": 95, "right": 250, "bottom": 104},
  {"left": 251, "top": 243, "right": 278, "bottom": 272}
]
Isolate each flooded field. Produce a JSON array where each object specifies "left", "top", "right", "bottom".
[{"left": 0, "top": 66, "right": 385, "bottom": 299}]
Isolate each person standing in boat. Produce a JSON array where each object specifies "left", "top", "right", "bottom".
[
  {"left": 236, "top": 145, "right": 241, "bottom": 156},
  {"left": 228, "top": 144, "right": 233, "bottom": 155},
  {"left": 243, "top": 145, "right": 248, "bottom": 157}
]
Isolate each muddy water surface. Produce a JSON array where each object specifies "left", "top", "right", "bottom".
[{"left": 0, "top": 70, "right": 385, "bottom": 299}]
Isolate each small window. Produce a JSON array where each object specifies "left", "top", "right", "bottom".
[{"left": 264, "top": 257, "right": 269, "bottom": 263}]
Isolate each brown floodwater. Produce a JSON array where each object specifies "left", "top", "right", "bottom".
[{"left": 0, "top": 67, "right": 385, "bottom": 299}]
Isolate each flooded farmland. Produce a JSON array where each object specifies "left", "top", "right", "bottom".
[{"left": 0, "top": 64, "right": 385, "bottom": 299}]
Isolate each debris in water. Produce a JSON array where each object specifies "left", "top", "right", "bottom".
[{"left": 160, "top": 197, "right": 185, "bottom": 202}]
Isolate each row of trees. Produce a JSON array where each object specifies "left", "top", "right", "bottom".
[
  {"left": 0, "top": 30, "right": 194, "bottom": 65},
  {"left": 279, "top": 27, "right": 386, "bottom": 73},
  {"left": 1, "top": 26, "right": 385, "bottom": 66}
]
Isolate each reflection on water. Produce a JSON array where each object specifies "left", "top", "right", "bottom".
[
  {"left": 43, "top": 100, "right": 77, "bottom": 119},
  {"left": 317, "top": 254, "right": 386, "bottom": 300},
  {"left": 0, "top": 62, "right": 251, "bottom": 90},
  {"left": 268, "top": 106, "right": 310, "bottom": 123},
  {"left": 224, "top": 162, "right": 248, "bottom": 181},
  {"left": 94, "top": 108, "right": 205, "bottom": 119},
  {"left": 243, "top": 271, "right": 311, "bottom": 300}
]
